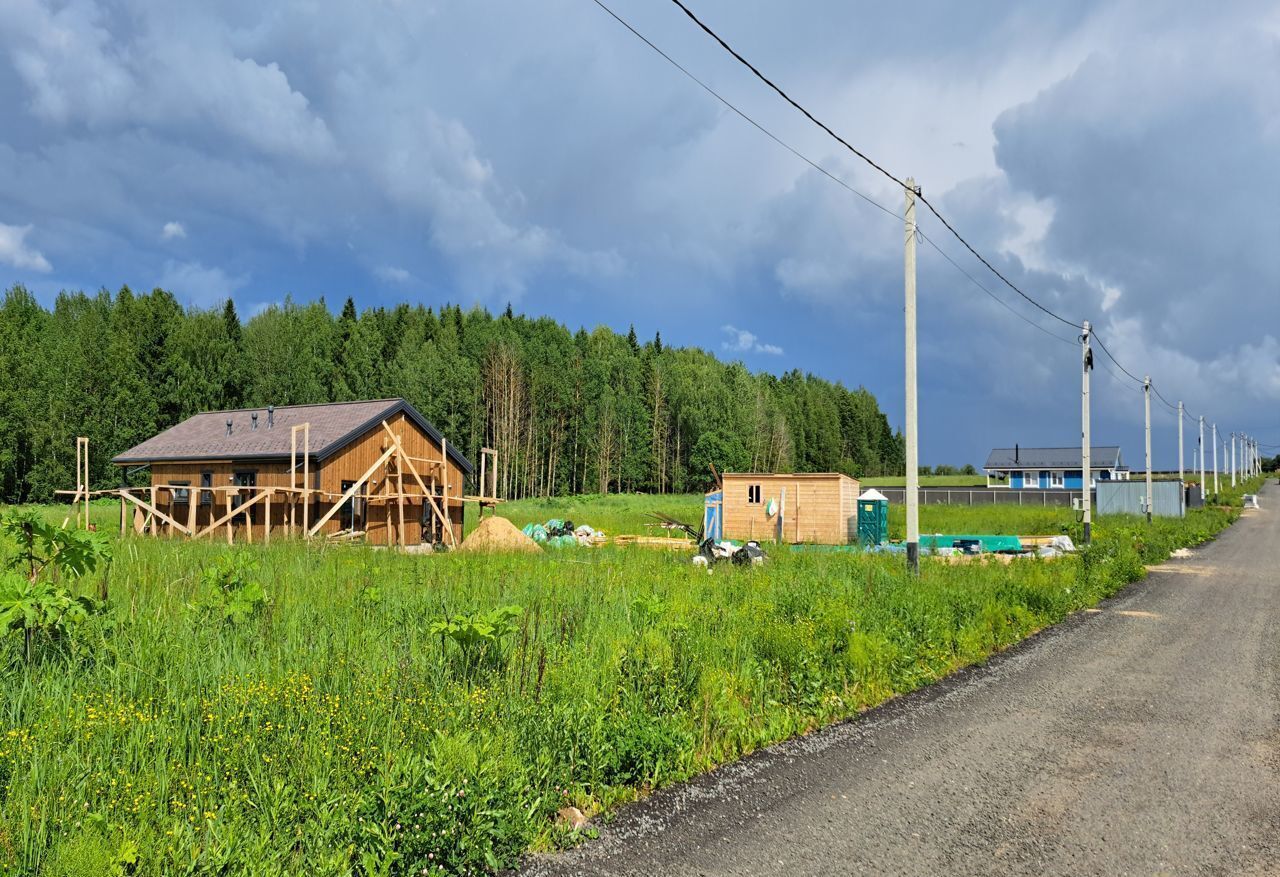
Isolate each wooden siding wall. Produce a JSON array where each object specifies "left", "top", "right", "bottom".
[
  {"left": 721, "top": 474, "right": 860, "bottom": 545},
  {"left": 146, "top": 412, "right": 466, "bottom": 545}
]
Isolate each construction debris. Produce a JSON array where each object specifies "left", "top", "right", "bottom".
[
  {"left": 457, "top": 516, "right": 542, "bottom": 554},
  {"left": 646, "top": 512, "right": 767, "bottom": 568},
  {"left": 521, "top": 519, "right": 607, "bottom": 548}
]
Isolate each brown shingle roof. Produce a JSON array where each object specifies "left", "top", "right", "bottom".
[{"left": 111, "top": 398, "right": 473, "bottom": 473}]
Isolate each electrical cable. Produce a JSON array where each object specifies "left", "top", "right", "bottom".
[
  {"left": 600, "top": 0, "right": 1226, "bottom": 426},
  {"left": 590, "top": 0, "right": 1076, "bottom": 348},
  {"left": 916, "top": 229, "right": 1076, "bottom": 346},
  {"left": 666, "top": 0, "right": 1083, "bottom": 331},
  {"left": 588, "top": 0, "right": 902, "bottom": 223}
]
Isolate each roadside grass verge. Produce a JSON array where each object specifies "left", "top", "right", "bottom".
[{"left": 0, "top": 475, "right": 1264, "bottom": 875}]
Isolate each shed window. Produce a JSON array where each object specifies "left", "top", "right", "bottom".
[
  {"left": 171, "top": 481, "right": 191, "bottom": 503},
  {"left": 747, "top": 484, "right": 762, "bottom": 505},
  {"left": 200, "top": 472, "right": 213, "bottom": 505}
]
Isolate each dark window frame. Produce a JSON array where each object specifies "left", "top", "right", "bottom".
[
  {"left": 171, "top": 480, "right": 191, "bottom": 504},
  {"left": 200, "top": 471, "right": 213, "bottom": 505}
]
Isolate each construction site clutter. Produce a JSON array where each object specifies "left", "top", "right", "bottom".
[
  {"left": 521, "top": 520, "right": 607, "bottom": 548},
  {"left": 457, "top": 515, "right": 543, "bottom": 554}
]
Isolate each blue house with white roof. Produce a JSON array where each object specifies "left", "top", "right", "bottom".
[{"left": 984, "top": 445, "right": 1128, "bottom": 489}]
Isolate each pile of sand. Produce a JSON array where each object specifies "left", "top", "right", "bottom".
[{"left": 457, "top": 515, "right": 543, "bottom": 554}]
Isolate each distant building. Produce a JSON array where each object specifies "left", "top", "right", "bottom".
[{"left": 983, "top": 445, "right": 1128, "bottom": 489}]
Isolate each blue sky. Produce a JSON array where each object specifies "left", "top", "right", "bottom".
[{"left": 1, "top": 0, "right": 1277, "bottom": 467}]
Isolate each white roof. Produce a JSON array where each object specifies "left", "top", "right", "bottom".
[{"left": 858, "top": 488, "right": 889, "bottom": 501}]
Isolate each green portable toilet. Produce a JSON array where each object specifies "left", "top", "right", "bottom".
[{"left": 857, "top": 488, "right": 889, "bottom": 546}]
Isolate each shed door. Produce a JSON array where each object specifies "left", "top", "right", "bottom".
[{"left": 703, "top": 491, "right": 722, "bottom": 542}]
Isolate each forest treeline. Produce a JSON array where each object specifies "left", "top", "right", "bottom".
[{"left": 0, "top": 284, "right": 905, "bottom": 503}]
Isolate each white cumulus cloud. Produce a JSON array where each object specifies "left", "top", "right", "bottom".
[
  {"left": 158, "top": 260, "right": 247, "bottom": 307},
  {"left": 374, "top": 265, "right": 411, "bottom": 284},
  {"left": 0, "top": 223, "right": 52, "bottom": 272},
  {"left": 161, "top": 221, "right": 186, "bottom": 240},
  {"left": 721, "top": 325, "right": 783, "bottom": 356}
]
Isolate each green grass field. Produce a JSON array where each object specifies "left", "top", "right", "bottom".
[{"left": 0, "top": 475, "right": 1265, "bottom": 876}]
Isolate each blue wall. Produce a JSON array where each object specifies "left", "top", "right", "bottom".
[{"left": 1064, "top": 470, "right": 1083, "bottom": 489}]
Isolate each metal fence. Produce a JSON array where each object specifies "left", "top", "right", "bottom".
[{"left": 874, "top": 487, "right": 1091, "bottom": 507}]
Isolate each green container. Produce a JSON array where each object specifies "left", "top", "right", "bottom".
[{"left": 856, "top": 490, "right": 889, "bottom": 546}]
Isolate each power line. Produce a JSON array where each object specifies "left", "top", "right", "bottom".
[
  {"left": 587, "top": 0, "right": 902, "bottom": 223},
  {"left": 589, "top": 0, "right": 1075, "bottom": 348},
  {"left": 666, "top": 0, "right": 1083, "bottom": 332},
  {"left": 916, "top": 229, "right": 1076, "bottom": 346},
  {"left": 599, "top": 0, "right": 1224, "bottom": 429}
]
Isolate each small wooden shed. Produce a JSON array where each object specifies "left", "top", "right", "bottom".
[{"left": 716, "top": 472, "right": 861, "bottom": 544}]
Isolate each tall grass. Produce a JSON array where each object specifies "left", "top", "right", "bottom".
[{"left": 0, "top": 476, "right": 1263, "bottom": 875}]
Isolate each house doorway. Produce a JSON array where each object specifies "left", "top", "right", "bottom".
[
  {"left": 232, "top": 471, "right": 257, "bottom": 526},
  {"left": 339, "top": 480, "right": 365, "bottom": 532}
]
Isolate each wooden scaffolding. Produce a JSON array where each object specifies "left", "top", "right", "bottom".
[{"left": 57, "top": 424, "right": 502, "bottom": 547}]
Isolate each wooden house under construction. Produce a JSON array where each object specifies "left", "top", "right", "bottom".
[
  {"left": 107, "top": 399, "right": 487, "bottom": 546},
  {"left": 705, "top": 472, "right": 861, "bottom": 545}
]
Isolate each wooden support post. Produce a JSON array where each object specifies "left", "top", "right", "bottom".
[
  {"left": 186, "top": 489, "right": 197, "bottom": 536},
  {"left": 303, "top": 424, "right": 310, "bottom": 536},
  {"left": 80, "top": 437, "right": 90, "bottom": 529},
  {"left": 397, "top": 450, "right": 406, "bottom": 548},
  {"left": 116, "top": 490, "right": 193, "bottom": 535},
  {"left": 289, "top": 428, "right": 296, "bottom": 537},
  {"left": 149, "top": 486, "right": 158, "bottom": 536},
  {"left": 226, "top": 493, "right": 233, "bottom": 545},
  {"left": 307, "top": 445, "right": 397, "bottom": 538},
  {"left": 442, "top": 438, "right": 450, "bottom": 544},
  {"left": 120, "top": 494, "right": 127, "bottom": 536},
  {"left": 265, "top": 492, "right": 271, "bottom": 545},
  {"left": 381, "top": 422, "right": 457, "bottom": 548}
]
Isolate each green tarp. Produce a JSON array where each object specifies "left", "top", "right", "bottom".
[{"left": 919, "top": 534, "right": 1022, "bottom": 552}]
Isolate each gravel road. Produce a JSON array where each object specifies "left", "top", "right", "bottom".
[{"left": 521, "top": 483, "right": 1279, "bottom": 876}]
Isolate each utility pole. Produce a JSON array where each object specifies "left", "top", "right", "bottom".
[
  {"left": 1212, "top": 423, "right": 1219, "bottom": 499},
  {"left": 1081, "top": 320, "right": 1093, "bottom": 545},
  {"left": 1198, "top": 416, "right": 1205, "bottom": 500},
  {"left": 1177, "top": 401, "right": 1184, "bottom": 486},
  {"left": 1144, "top": 376, "right": 1153, "bottom": 523},
  {"left": 903, "top": 178, "right": 920, "bottom": 576}
]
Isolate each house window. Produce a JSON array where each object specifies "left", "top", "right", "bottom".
[
  {"left": 1049, "top": 471, "right": 1065, "bottom": 488},
  {"left": 339, "top": 480, "right": 366, "bottom": 531},
  {"left": 747, "top": 484, "right": 762, "bottom": 505},
  {"left": 232, "top": 471, "right": 257, "bottom": 524},
  {"left": 171, "top": 481, "right": 191, "bottom": 503},
  {"left": 200, "top": 472, "right": 213, "bottom": 505},
  {"left": 1022, "top": 470, "right": 1037, "bottom": 488}
]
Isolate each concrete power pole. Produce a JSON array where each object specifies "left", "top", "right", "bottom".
[
  {"left": 1199, "top": 416, "right": 1206, "bottom": 499},
  {"left": 1231, "top": 433, "right": 1237, "bottom": 487},
  {"left": 1080, "top": 321, "right": 1093, "bottom": 544},
  {"left": 903, "top": 178, "right": 920, "bottom": 575},
  {"left": 1212, "top": 423, "right": 1219, "bottom": 499},
  {"left": 1177, "top": 401, "right": 1184, "bottom": 486},
  {"left": 1144, "top": 376, "right": 1153, "bottom": 523}
]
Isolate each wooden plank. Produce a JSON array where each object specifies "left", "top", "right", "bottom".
[
  {"left": 307, "top": 444, "right": 396, "bottom": 537},
  {"left": 192, "top": 489, "right": 271, "bottom": 541},
  {"left": 264, "top": 492, "right": 271, "bottom": 545},
  {"left": 149, "top": 486, "right": 158, "bottom": 536},
  {"left": 117, "top": 490, "right": 193, "bottom": 535},
  {"left": 380, "top": 422, "right": 456, "bottom": 548}
]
